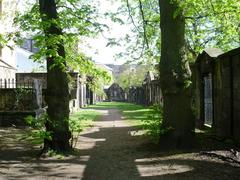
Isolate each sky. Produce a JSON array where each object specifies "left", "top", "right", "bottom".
[
  {"left": 81, "top": 0, "right": 131, "bottom": 65},
  {"left": 14, "top": 0, "right": 131, "bottom": 65}
]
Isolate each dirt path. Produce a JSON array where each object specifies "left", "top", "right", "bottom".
[{"left": 0, "top": 108, "right": 239, "bottom": 180}]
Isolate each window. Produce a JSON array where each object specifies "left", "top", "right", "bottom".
[
  {"left": 114, "top": 90, "right": 117, "bottom": 97},
  {"left": 21, "top": 39, "right": 32, "bottom": 51},
  {"left": 21, "top": 39, "right": 39, "bottom": 53}
]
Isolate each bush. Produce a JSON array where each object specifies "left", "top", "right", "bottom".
[
  {"left": 141, "top": 103, "right": 172, "bottom": 143},
  {"left": 69, "top": 116, "right": 89, "bottom": 148},
  {"left": 141, "top": 104, "right": 162, "bottom": 143},
  {"left": 24, "top": 112, "right": 93, "bottom": 148},
  {"left": 24, "top": 113, "right": 52, "bottom": 145}
]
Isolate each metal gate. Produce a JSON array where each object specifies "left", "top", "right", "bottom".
[{"left": 204, "top": 73, "right": 213, "bottom": 126}]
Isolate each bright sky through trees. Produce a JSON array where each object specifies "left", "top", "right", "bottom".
[
  {"left": 80, "top": 0, "right": 131, "bottom": 65},
  {"left": 14, "top": 0, "right": 130, "bottom": 65}
]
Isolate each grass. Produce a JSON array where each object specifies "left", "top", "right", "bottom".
[
  {"left": 69, "top": 109, "right": 101, "bottom": 148},
  {"left": 70, "top": 109, "right": 101, "bottom": 129},
  {"left": 91, "top": 102, "right": 162, "bottom": 142},
  {"left": 91, "top": 101, "right": 153, "bottom": 124},
  {"left": 90, "top": 102, "right": 240, "bottom": 149},
  {"left": 23, "top": 109, "right": 101, "bottom": 147}
]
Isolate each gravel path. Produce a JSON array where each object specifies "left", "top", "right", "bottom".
[{"left": 0, "top": 108, "right": 239, "bottom": 180}]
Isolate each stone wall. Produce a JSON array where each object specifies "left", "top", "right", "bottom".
[
  {"left": 106, "top": 83, "right": 125, "bottom": 102},
  {"left": 0, "top": 88, "right": 37, "bottom": 111},
  {"left": 0, "top": 111, "right": 35, "bottom": 127},
  {"left": 16, "top": 73, "right": 47, "bottom": 89},
  {"left": 232, "top": 53, "right": 240, "bottom": 139},
  {"left": 127, "top": 79, "right": 162, "bottom": 106},
  {"left": 214, "top": 48, "right": 240, "bottom": 139},
  {"left": 16, "top": 72, "right": 88, "bottom": 111},
  {"left": 195, "top": 47, "right": 240, "bottom": 140}
]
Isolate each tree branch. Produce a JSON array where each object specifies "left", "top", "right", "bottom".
[
  {"left": 126, "top": 0, "right": 140, "bottom": 33},
  {"left": 138, "top": 0, "right": 149, "bottom": 49},
  {"left": 185, "top": 10, "right": 238, "bottom": 20}
]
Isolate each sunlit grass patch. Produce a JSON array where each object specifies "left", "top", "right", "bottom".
[
  {"left": 23, "top": 109, "right": 101, "bottom": 147},
  {"left": 69, "top": 109, "right": 101, "bottom": 148},
  {"left": 94, "top": 102, "right": 163, "bottom": 143},
  {"left": 70, "top": 109, "right": 100, "bottom": 127}
]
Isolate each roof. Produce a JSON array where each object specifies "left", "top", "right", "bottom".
[
  {"left": 143, "top": 71, "right": 155, "bottom": 82},
  {"left": 196, "top": 48, "right": 224, "bottom": 63},
  {"left": 0, "top": 59, "right": 17, "bottom": 70},
  {"left": 109, "top": 82, "right": 123, "bottom": 89},
  {"left": 148, "top": 71, "right": 155, "bottom": 81},
  {"left": 219, "top": 47, "right": 240, "bottom": 58},
  {"left": 196, "top": 47, "right": 240, "bottom": 64},
  {"left": 96, "top": 63, "right": 113, "bottom": 72},
  {"left": 204, "top": 48, "right": 224, "bottom": 58}
]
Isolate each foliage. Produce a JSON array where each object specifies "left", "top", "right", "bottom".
[
  {"left": 115, "top": 64, "right": 154, "bottom": 90},
  {"left": 69, "top": 110, "right": 100, "bottom": 148},
  {"left": 67, "top": 51, "right": 113, "bottom": 96},
  {"left": 0, "top": 34, "right": 6, "bottom": 48},
  {"left": 14, "top": 88, "right": 36, "bottom": 110},
  {"left": 0, "top": 32, "right": 18, "bottom": 50},
  {"left": 24, "top": 113, "right": 52, "bottom": 145},
  {"left": 113, "top": 0, "right": 161, "bottom": 65},
  {"left": 24, "top": 109, "right": 100, "bottom": 147},
  {"left": 12, "top": 0, "right": 111, "bottom": 151},
  {"left": 183, "top": 0, "right": 240, "bottom": 59},
  {"left": 113, "top": 0, "right": 240, "bottom": 63},
  {"left": 13, "top": 0, "right": 107, "bottom": 70},
  {"left": 142, "top": 103, "right": 163, "bottom": 143},
  {"left": 14, "top": 1, "right": 112, "bottom": 96},
  {"left": 0, "top": 0, "right": 19, "bottom": 49}
]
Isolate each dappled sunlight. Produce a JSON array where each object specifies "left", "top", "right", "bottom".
[
  {"left": 77, "top": 136, "right": 99, "bottom": 150},
  {"left": 94, "top": 120, "right": 133, "bottom": 128},
  {"left": 136, "top": 163, "right": 194, "bottom": 177},
  {"left": 134, "top": 154, "right": 197, "bottom": 176},
  {"left": 135, "top": 154, "right": 195, "bottom": 162},
  {"left": 124, "top": 109, "right": 153, "bottom": 113},
  {"left": 77, "top": 127, "right": 106, "bottom": 150},
  {"left": 91, "top": 109, "right": 134, "bottom": 128},
  {"left": 129, "top": 129, "right": 146, "bottom": 136},
  {"left": 0, "top": 128, "right": 92, "bottom": 179},
  {"left": 1, "top": 103, "right": 240, "bottom": 179},
  {"left": 0, "top": 159, "right": 88, "bottom": 179},
  {"left": 95, "top": 109, "right": 110, "bottom": 116}
]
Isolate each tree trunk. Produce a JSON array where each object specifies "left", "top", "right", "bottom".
[
  {"left": 39, "top": 0, "right": 71, "bottom": 152},
  {"left": 159, "top": 0, "right": 194, "bottom": 148}
]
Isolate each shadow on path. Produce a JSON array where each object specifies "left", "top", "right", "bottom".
[
  {"left": 0, "top": 108, "right": 239, "bottom": 179},
  {"left": 79, "top": 108, "right": 240, "bottom": 180}
]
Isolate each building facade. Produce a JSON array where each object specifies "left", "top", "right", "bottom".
[{"left": 0, "top": 0, "right": 18, "bottom": 80}]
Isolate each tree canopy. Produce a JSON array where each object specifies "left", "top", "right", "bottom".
[
  {"left": 113, "top": 0, "right": 239, "bottom": 63},
  {"left": 12, "top": 0, "right": 112, "bottom": 152}
]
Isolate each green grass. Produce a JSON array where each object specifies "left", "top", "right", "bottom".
[
  {"left": 90, "top": 101, "right": 153, "bottom": 124},
  {"left": 69, "top": 109, "right": 101, "bottom": 148},
  {"left": 90, "top": 101, "right": 142, "bottom": 110},
  {"left": 70, "top": 109, "right": 101, "bottom": 129},
  {"left": 23, "top": 109, "right": 101, "bottom": 147},
  {"left": 92, "top": 102, "right": 162, "bottom": 142}
]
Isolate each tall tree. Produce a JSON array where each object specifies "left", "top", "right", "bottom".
[
  {"left": 115, "top": 0, "right": 239, "bottom": 64},
  {"left": 158, "top": 0, "right": 194, "bottom": 148},
  {"left": 14, "top": 0, "right": 106, "bottom": 152},
  {"left": 39, "top": 0, "right": 71, "bottom": 152}
]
